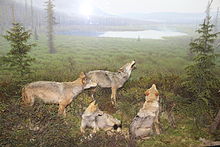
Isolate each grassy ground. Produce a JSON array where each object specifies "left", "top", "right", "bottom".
[
  {"left": 0, "top": 34, "right": 193, "bottom": 81},
  {"left": 0, "top": 33, "right": 220, "bottom": 146}
]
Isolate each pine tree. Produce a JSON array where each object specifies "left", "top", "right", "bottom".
[
  {"left": 3, "top": 23, "right": 35, "bottom": 81},
  {"left": 45, "top": 0, "right": 56, "bottom": 53},
  {"left": 186, "top": 16, "right": 219, "bottom": 98}
]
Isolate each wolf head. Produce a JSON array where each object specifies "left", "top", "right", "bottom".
[
  {"left": 84, "top": 101, "right": 122, "bottom": 132},
  {"left": 118, "top": 60, "right": 136, "bottom": 74},
  {"left": 79, "top": 72, "right": 97, "bottom": 89},
  {"left": 145, "top": 84, "right": 159, "bottom": 102},
  {"left": 84, "top": 101, "right": 102, "bottom": 114}
]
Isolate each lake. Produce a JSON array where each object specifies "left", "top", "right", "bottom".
[{"left": 57, "top": 30, "right": 187, "bottom": 39}]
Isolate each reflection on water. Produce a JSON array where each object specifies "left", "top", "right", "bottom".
[
  {"left": 57, "top": 30, "right": 187, "bottom": 39},
  {"left": 99, "top": 30, "right": 187, "bottom": 39}
]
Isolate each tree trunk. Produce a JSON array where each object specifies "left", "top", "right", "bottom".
[
  {"left": 46, "top": 0, "right": 56, "bottom": 53},
  {"left": 31, "top": 0, "right": 34, "bottom": 31},
  {"left": 34, "top": 27, "right": 38, "bottom": 40},
  {"left": 11, "top": 4, "right": 15, "bottom": 23},
  {"left": 214, "top": 8, "right": 219, "bottom": 33}
]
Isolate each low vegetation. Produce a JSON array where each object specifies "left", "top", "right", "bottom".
[{"left": 0, "top": 23, "right": 220, "bottom": 146}]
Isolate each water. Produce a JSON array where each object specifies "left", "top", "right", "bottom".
[
  {"left": 57, "top": 30, "right": 187, "bottom": 39},
  {"left": 99, "top": 30, "right": 187, "bottom": 39}
]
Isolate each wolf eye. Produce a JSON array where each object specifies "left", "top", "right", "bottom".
[{"left": 98, "top": 114, "right": 102, "bottom": 116}]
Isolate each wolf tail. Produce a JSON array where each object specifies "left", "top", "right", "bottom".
[{"left": 21, "top": 87, "right": 27, "bottom": 105}]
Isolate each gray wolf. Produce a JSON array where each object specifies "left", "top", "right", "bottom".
[
  {"left": 22, "top": 72, "right": 97, "bottom": 116},
  {"left": 80, "top": 101, "right": 122, "bottom": 133},
  {"left": 130, "top": 84, "right": 160, "bottom": 139},
  {"left": 86, "top": 60, "right": 136, "bottom": 105}
]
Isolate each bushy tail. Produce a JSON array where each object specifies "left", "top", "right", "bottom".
[
  {"left": 129, "top": 124, "right": 137, "bottom": 147},
  {"left": 21, "top": 87, "right": 28, "bottom": 106}
]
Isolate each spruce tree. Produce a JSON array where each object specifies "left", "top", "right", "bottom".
[
  {"left": 184, "top": 16, "right": 219, "bottom": 119},
  {"left": 3, "top": 23, "right": 35, "bottom": 81}
]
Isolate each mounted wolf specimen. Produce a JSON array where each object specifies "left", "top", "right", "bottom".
[
  {"left": 86, "top": 60, "right": 136, "bottom": 105},
  {"left": 80, "top": 101, "right": 122, "bottom": 133},
  {"left": 22, "top": 72, "right": 96, "bottom": 116},
  {"left": 130, "top": 84, "right": 160, "bottom": 139}
]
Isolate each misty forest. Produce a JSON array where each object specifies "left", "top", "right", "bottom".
[{"left": 0, "top": 0, "right": 220, "bottom": 146}]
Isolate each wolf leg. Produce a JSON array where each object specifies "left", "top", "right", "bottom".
[
  {"left": 58, "top": 98, "right": 72, "bottom": 116},
  {"left": 58, "top": 100, "right": 67, "bottom": 116},
  {"left": 90, "top": 87, "right": 97, "bottom": 100},
  {"left": 154, "top": 111, "right": 161, "bottom": 134},
  {"left": 111, "top": 87, "right": 117, "bottom": 105},
  {"left": 92, "top": 126, "right": 99, "bottom": 133},
  {"left": 58, "top": 104, "right": 66, "bottom": 116},
  {"left": 154, "top": 118, "right": 160, "bottom": 135},
  {"left": 80, "top": 121, "right": 86, "bottom": 133}
]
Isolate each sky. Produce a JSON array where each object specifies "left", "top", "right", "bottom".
[{"left": 16, "top": 0, "right": 220, "bottom": 15}]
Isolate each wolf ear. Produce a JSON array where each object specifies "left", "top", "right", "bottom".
[
  {"left": 118, "top": 69, "right": 122, "bottom": 72},
  {"left": 145, "top": 90, "right": 150, "bottom": 96},
  {"left": 151, "top": 84, "right": 157, "bottom": 89},
  {"left": 91, "top": 101, "right": 96, "bottom": 106},
  {"left": 118, "top": 67, "right": 124, "bottom": 72},
  {"left": 79, "top": 72, "right": 86, "bottom": 79},
  {"left": 86, "top": 101, "right": 99, "bottom": 113},
  {"left": 79, "top": 72, "right": 87, "bottom": 84},
  {"left": 151, "top": 84, "right": 159, "bottom": 96}
]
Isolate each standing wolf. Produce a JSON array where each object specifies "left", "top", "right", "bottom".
[
  {"left": 130, "top": 84, "right": 160, "bottom": 139},
  {"left": 22, "top": 72, "right": 96, "bottom": 116},
  {"left": 80, "top": 101, "right": 122, "bottom": 133},
  {"left": 86, "top": 60, "right": 136, "bottom": 105}
]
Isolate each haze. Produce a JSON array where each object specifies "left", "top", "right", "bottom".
[{"left": 16, "top": 0, "right": 220, "bottom": 15}]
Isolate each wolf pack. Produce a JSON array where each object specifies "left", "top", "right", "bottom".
[{"left": 22, "top": 60, "right": 161, "bottom": 139}]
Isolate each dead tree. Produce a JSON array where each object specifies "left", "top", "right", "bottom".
[
  {"left": 214, "top": 8, "right": 219, "bottom": 33},
  {"left": 45, "top": 0, "right": 56, "bottom": 53},
  {"left": 11, "top": 4, "right": 15, "bottom": 23},
  {"left": 205, "top": 0, "right": 213, "bottom": 22},
  {"left": 31, "top": 0, "right": 34, "bottom": 30}
]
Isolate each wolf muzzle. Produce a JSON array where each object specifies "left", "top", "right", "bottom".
[{"left": 113, "top": 123, "right": 122, "bottom": 130}]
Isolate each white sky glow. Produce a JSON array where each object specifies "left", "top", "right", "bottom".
[
  {"left": 15, "top": 0, "right": 220, "bottom": 15},
  {"left": 79, "top": 2, "right": 93, "bottom": 16}
]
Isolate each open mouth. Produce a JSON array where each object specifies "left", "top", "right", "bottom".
[{"left": 131, "top": 62, "right": 136, "bottom": 69}]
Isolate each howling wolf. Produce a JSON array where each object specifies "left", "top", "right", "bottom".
[
  {"left": 130, "top": 84, "right": 160, "bottom": 139},
  {"left": 86, "top": 60, "right": 136, "bottom": 105}
]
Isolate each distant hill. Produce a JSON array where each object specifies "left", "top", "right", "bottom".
[
  {"left": 119, "top": 12, "right": 213, "bottom": 24},
  {"left": 56, "top": 7, "right": 154, "bottom": 26},
  {"left": 3, "top": 0, "right": 218, "bottom": 29}
]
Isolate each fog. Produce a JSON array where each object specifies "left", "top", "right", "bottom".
[
  {"left": 15, "top": 0, "right": 220, "bottom": 15},
  {"left": 1, "top": 0, "right": 220, "bottom": 38}
]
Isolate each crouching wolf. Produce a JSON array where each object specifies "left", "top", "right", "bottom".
[
  {"left": 86, "top": 60, "right": 136, "bottom": 105},
  {"left": 130, "top": 84, "right": 160, "bottom": 139},
  {"left": 80, "top": 101, "right": 122, "bottom": 133},
  {"left": 21, "top": 72, "right": 96, "bottom": 116}
]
